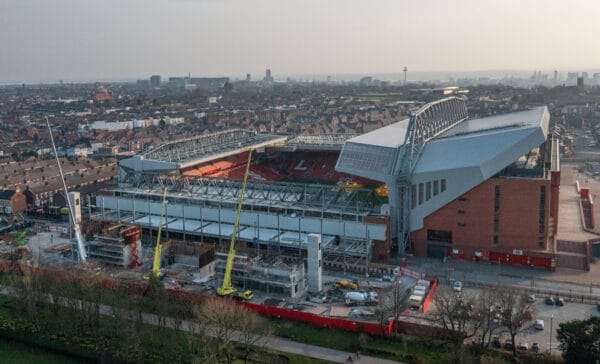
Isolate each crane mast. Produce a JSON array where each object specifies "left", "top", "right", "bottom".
[
  {"left": 217, "top": 149, "right": 253, "bottom": 300},
  {"left": 152, "top": 187, "right": 168, "bottom": 277},
  {"left": 45, "top": 116, "right": 87, "bottom": 262}
]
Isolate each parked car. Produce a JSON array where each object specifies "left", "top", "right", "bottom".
[
  {"left": 531, "top": 342, "right": 540, "bottom": 353},
  {"left": 527, "top": 294, "right": 536, "bottom": 303},
  {"left": 545, "top": 296, "right": 555, "bottom": 305},
  {"left": 453, "top": 281, "right": 462, "bottom": 292},
  {"left": 534, "top": 319, "right": 545, "bottom": 330},
  {"left": 492, "top": 336, "right": 501, "bottom": 348},
  {"left": 518, "top": 342, "right": 529, "bottom": 350},
  {"left": 504, "top": 340, "right": 515, "bottom": 350},
  {"left": 556, "top": 297, "right": 565, "bottom": 306}
]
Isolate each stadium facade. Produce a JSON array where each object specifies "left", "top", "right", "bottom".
[{"left": 95, "top": 97, "right": 560, "bottom": 272}]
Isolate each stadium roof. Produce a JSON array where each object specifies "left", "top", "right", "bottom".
[
  {"left": 337, "top": 107, "right": 550, "bottom": 182},
  {"left": 121, "top": 129, "right": 287, "bottom": 172},
  {"left": 414, "top": 107, "right": 549, "bottom": 174}
]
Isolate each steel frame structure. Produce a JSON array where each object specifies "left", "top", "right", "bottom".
[
  {"left": 116, "top": 173, "right": 384, "bottom": 219},
  {"left": 143, "top": 129, "right": 280, "bottom": 164},
  {"left": 395, "top": 96, "right": 468, "bottom": 254}
]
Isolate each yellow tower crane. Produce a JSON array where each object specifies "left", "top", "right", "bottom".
[
  {"left": 217, "top": 149, "right": 254, "bottom": 301},
  {"left": 152, "top": 186, "right": 168, "bottom": 277}
]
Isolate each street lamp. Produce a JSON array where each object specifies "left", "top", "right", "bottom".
[{"left": 549, "top": 314, "right": 554, "bottom": 355}]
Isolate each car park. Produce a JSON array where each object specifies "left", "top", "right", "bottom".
[
  {"left": 556, "top": 297, "right": 565, "bottom": 306},
  {"left": 545, "top": 296, "right": 554, "bottom": 305},
  {"left": 518, "top": 342, "right": 529, "bottom": 350},
  {"left": 531, "top": 342, "right": 540, "bottom": 353},
  {"left": 527, "top": 294, "right": 536, "bottom": 303},
  {"left": 453, "top": 281, "right": 462, "bottom": 292},
  {"left": 504, "top": 340, "right": 514, "bottom": 350}
]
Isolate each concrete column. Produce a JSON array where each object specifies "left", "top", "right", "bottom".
[{"left": 307, "top": 233, "right": 322, "bottom": 293}]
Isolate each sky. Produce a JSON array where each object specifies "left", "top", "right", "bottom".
[{"left": 1, "top": 0, "right": 599, "bottom": 83}]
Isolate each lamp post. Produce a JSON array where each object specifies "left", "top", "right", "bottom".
[{"left": 549, "top": 314, "right": 554, "bottom": 355}]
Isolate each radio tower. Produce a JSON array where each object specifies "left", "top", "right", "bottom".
[{"left": 403, "top": 66, "right": 408, "bottom": 84}]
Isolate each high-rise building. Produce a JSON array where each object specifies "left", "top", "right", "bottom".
[
  {"left": 577, "top": 76, "right": 584, "bottom": 89},
  {"left": 150, "top": 75, "right": 161, "bottom": 87},
  {"left": 264, "top": 69, "right": 273, "bottom": 83},
  {"left": 554, "top": 70, "right": 558, "bottom": 81},
  {"left": 246, "top": 73, "right": 251, "bottom": 82}
]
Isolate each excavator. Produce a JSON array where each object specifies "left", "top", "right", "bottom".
[
  {"left": 152, "top": 186, "right": 168, "bottom": 278},
  {"left": 217, "top": 149, "right": 254, "bottom": 301}
]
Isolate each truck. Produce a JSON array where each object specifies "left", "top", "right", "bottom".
[
  {"left": 408, "top": 294, "right": 424, "bottom": 309},
  {"left": 344, "top": 291, "right": 378, "bottom": 306},
  {"left": 334, "top": 279, "right": 358, "bottom": 290}
]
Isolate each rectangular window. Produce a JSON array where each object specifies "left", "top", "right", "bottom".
[
  {"left": 433, "top": 180, "right": 439, "bottom": 196},
  {"left": 494, "top": 185, "right": 501, "bottom": 236},
  {"left": 538, "top": 239, "right": 545, "bottom": 248},
  {"left": 411, "top": 184, "right": 416, "bottom": 209},
  {"left": 426, "top": 181, "right": 432, "bottom": 201},
  {"left": 539, "top": 186, "right": 546, "bottom": 234},
  {"left": 493, "top": 235, "right": 499, "bottom": 245},
  {"left": 441, "top": 179, "right": 446, "bottom": 192},
  {"left": 418, "top": 183, "right": 424, "bottom": 205},
  {"left": 427, "top": 229, "right": 452, "bottom": 243},
  {"left": 458, "top": 210, "right": 466, "bottom": 215}
]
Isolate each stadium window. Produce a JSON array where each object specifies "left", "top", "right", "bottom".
[
  {"left": 411, "top": 184, "right": 416, "bottom": 209},
  {"left": 426, "top": 181, "right": 432, "bottom": 201},
  {"left": 538, "top": 239, "right": 545, "bottom": 248},
  {"left": 427, "top": 229, "right": 452, "bottom": 243},
  {"left": 539, "top": 186, "right": 546, "bottom": 234},
  {"left": 418, "top": 183, "right": 424, "bottom": 205},
  {"left": 433, "top": 180, "right": 439, "bottom": 196},
  {"left": 493, "top": 235, "right": 499, "bottom": 245},
  {"left": 494, "top": 185, "right": 501, "bottom": 235},
  {"left": 441, "top": 179, "right": 446, "bottom": 192},
  {"left": 458, "top": 210, "right": 466, "bottom": 215}
]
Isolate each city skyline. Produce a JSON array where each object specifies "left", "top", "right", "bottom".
[{"left": 2, "top": 0, "right": 600, "bottom": 83}]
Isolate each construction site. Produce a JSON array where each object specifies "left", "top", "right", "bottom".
[{"left": 4, "top": 97, "right": 590, "bottom": 326}]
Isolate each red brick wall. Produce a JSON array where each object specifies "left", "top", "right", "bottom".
[{"left": 411, "top": 177, "right": 554, "bottom": 258}]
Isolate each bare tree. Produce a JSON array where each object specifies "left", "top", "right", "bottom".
[
  {"left": 431, "top": 288, "right": 483, "bottom": 360},
  {"left": 237, "top": 308, "right": 272, "bottom": 363},
  {"left": 197, "top": 298, "right": 272, "bottom": 364},
  {"left": 496, "top": 287, "right": 536, "bottom": 357},
  {"left": 471, "top": 289, "right": 502, "bottom": 357}
]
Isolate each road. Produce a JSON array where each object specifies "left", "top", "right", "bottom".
[
  {"left": 410, "top": 257, "right": 600, "bottom": 301},
  {"left": 0, "top": 286, "right": 398, "bottom": 364}
]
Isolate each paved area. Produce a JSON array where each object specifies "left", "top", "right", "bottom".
[{"left": 556, "top": 164, "right": 598, "bottom": 242}]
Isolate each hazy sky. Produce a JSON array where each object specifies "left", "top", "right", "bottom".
[{"left": 1, "top": 0, "right": 599, "bottom": 83}]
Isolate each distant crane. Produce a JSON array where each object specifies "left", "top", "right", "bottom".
[
  {"left": 217, "top": 149, "right": 254, "bottom": 301},
  {"left": 152, "top": 186, "right": 168, "bottom": 277},
  {"left": 45, "top": 116, "right": 87, "bottom": 262}
]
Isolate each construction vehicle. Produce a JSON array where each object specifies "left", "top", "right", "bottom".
[
  {"left": 45, "top": 116, "right": 87, "bottom": 262},
  {"left": 217, "top": 149, "right": 254, "bottom": 301},
  {"left": 344, "top": 291, "right": 378, "bottom": 306},
  {"left": 333, "top": 279, "right": 359, "bottom": 290},
  {"left": 152, "top": 187, "right": 168, "bottom": 278}
]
